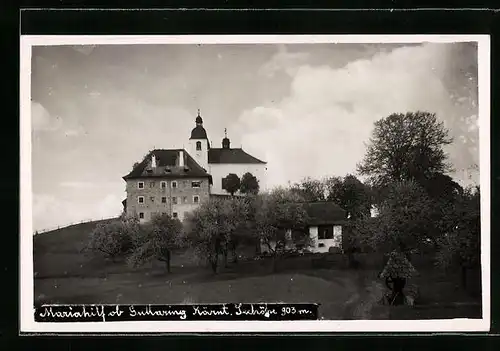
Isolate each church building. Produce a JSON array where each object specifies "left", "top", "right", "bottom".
[{"left": 122, "top": 111, "right": 267, "bottom": 222}]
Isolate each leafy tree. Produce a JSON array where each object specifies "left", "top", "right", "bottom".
[
  {"left": 127, "top": 214, "right": 183, "bottom": 273},
  {"left": 435, "top": 186, "right": 480, "bottom": 289},
  {"left": 290, "top": 177, "right": 326, "bottom": 202},
  {"left": 87, "top": 217, "right": 138, "bottom": 262},
  {"left": 222, "top": 173, "right": 241, "bottom": 196},
  {"left": 218, "top": 197, "right": 251, "bottom": 266},
  {"left": 420, "top": 172, "right": 463, "bottom": 203},
  {"left": 240, "top": 172, "right": 260, "bottom": 195},
  {"left": 325, "top": 174, "right": 372, "bottom": 220},
  {"left": 184, "top": 197, "right": 250, "bottom": 273},
  {"left": 255, "top": 187, "right": 310, "bottom": 272},
  {"left": 243, "top": 194, "right": 264, "bottom": 255},
  {"left": 349, "top": 182, "right": 434, "bottom": 304},
  {"left": 351, "top": 180, "right": 435, "bottom": 255},
  {"left": 184, "top": 201, "right": 223, "bottom": 273},
  {"left": 322, "top": 174, "right": 373, "bottom": 267},
  {"left": 357, "top": 111, "right": 453, "bottom": 188}
]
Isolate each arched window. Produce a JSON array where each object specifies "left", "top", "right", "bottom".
[{"left": 196, "top": 141, "right": 202, "bottom": 151}]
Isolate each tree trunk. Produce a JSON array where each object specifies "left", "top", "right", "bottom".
[
  {"left": 233, "top": 248, "right": 238, "bottom": 263},
  {"left": 224, "top": 244, "right": 229, "bottom": 268},
  {"left": 232, "top": 242, "right": 238, "bottom": 264},
  {"left": 210, "top": 254, "right": 219, "bottom": 274}
]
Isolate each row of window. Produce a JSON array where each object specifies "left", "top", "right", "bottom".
[
  {"left": 137, "top": 195, "right": 200, "bottom": 204},
  {"left": 137, "top": 180, "right": 201, "bottom": 189},
  {"left": 138, "top": 211, "right": 188, "bottom": 219}
]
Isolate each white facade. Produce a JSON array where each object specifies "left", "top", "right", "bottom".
[
  {"left": 189, "top": 139, "right": 209, "bottom": 171},
  {"left": 259, "top": 225, "right": 343, "bottom": 254},
  {"left": 308, "top": 225, "right": 343, "bottom": 253},
  {"left": 209, "top": 163, "right": 267, "bottom": 195}
]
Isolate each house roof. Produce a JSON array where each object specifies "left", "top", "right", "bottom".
[
  {"left": 123, "top": 149, "right": 212, "bottom": 182},
  {"left": 301, "top": 201, "right": 347, "bottom": 225},
  {"left": 208, "top": 148, "right": 266, "bottom": 164}
]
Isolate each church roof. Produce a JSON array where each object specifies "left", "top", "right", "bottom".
[
  {"left": 190, "top": 125, "right": 208, "bottom": 140},
  {"left": 123, "top": 149, "right": 212, "bottom": 182},
  {"left": 208, "top": 148, "right": 266, "bottom": 164}
]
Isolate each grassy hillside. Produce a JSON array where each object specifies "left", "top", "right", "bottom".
[
  {"left": 33, "top": 217, "right": 200, "bottom": 280},
  {"left": 34, "top": 218, "right": 118, "bottom": 279},
  {"left": 33, "top": 218, "right": 481, "bottom": 320},
  {"left": 34, "top": 219, "right": 117, "bottom": 254}
]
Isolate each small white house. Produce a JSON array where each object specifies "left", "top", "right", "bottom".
[
  {"left": 303, "top": 202, "right": 346, "bottom": 253},
  {"left": 308, "top": 224, "right": 343, "bottom": 253},
  {"left": 260, "top": 201, "right": 347, "bottom": 254}
]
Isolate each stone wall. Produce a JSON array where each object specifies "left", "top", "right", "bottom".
[{"left": 126, "top": 177, "right": 210, "bottom": 222}]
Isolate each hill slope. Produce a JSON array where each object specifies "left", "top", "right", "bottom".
[{"left": 34, "top": 218, "right": 118, "bottom": 279}]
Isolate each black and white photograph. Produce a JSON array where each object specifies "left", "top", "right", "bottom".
[{"left": 21, "top": 35, "right": 490, "bottom": 333}]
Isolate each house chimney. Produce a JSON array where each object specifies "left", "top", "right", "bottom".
[
  {"left": 151, "top": 154, "right": 157, "bottom": 168},
  {"left": 179, "top": 150, "right": 184, "bottom": 167}
]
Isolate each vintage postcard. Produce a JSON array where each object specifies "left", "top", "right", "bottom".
[{"left": 20, "top": 34, "right": 490, "bottom": 333}]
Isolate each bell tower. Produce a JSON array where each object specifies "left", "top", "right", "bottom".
[
  {"left": 222, "top": 128, "right": 230, "bottom": 149},
  {"left": 188, "top": 109, "right": 209, "bottom": 171}
]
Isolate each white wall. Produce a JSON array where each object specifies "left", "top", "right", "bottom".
[
  {"left": 209, "top": 163, "right": 267, "bottom": 195},
  {"left": 260, "top": 225, "right": 342, "bottom": 253},
  {"left": 258, "top": 225, "right": 344, "bottom": 254},
  {"left": 308, "top": 225, "right": 343, "bottom": 253},
  {"left": 188, "top": 139, "right": 209, "bottom": 171}
]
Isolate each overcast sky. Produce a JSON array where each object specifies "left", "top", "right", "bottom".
[{"left": 30, "top": 42, "right": 479, "bottom": 232}]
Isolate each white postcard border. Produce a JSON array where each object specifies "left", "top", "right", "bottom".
[{"left": 20, "top": 34, "right": 491, "bottom": 333}]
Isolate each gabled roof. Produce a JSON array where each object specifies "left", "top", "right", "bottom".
[
  {"left": 123, "top": 149, "right": 212, "bottom": 182},
  {"left": 208, "top": 148, "right": 266, "bottom": 164},
  {"left": 301, "top": 201, "right": 347, "bottom": 225}
]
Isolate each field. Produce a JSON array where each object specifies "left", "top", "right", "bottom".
[{"left": 33, "top": 220, "right": 482, "bottom": 320}]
